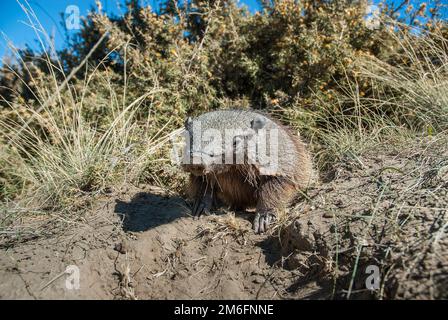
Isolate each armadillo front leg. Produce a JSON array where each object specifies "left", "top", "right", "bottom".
[
  {"left": 192, "top": 178, "right": 215, "bottom": 219},
  {"left": 253, "top": 210, "right": 276, "bottom": 234},
  {"left": 254, "top": 177, "right": 295, "bottom": 234}
]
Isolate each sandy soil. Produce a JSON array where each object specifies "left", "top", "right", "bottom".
[{"left": 1, "top": 138, "right": 447, "bottom": 299}]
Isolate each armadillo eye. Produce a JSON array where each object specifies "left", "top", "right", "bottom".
[
  {"left": 184, "top": 117, "right": 193, "bottom": 128},
  {"left": 233, "top": 136, "right": 243, "bottom": 149}
]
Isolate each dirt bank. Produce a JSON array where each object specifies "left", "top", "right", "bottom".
[{"left": 1, "top": 137, "right": 447, "bottom": 299}]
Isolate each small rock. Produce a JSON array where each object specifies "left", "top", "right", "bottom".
[
  {"left": 114, "top": 240, "right": 131, "bottom": 254},
  {"left": 323, "top": 211, "right": 333, "bottom": 218},
  {"left": 252, "top": 276, "right": 265, "bottom": 284}
]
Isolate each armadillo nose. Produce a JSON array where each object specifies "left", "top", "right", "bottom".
[
  {"left": 203, "top": 167, "right": 211, "bottom": 174},
  {"left": 192, "top": 151, "right": 214, "bottom": 165}
]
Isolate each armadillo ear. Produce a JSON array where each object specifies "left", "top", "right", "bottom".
[
  {"left": 251, "top": 115, "right": 266, "bottom": 130},
  {"left": 184, "top": 117, "right": 193, "bottom": 129}
]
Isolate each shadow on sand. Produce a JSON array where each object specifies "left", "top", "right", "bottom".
[{"left": 114, "top": 192, "right": 190, "bottom": 232}]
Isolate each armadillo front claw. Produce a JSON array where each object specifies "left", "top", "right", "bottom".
[
  {"left": 192, "top": 197, "right": 211, "bottom": 219},
  {"left": 253, "top": 211, "right": 275, "bottom": 234}
]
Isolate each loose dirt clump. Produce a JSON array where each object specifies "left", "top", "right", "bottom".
[{"left": 0, "top": 138, "right": 447, "bottom": 299}]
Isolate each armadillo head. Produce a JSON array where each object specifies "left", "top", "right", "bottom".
[{"left": 181, "top": 113, "right": 267, "bottom": 176}]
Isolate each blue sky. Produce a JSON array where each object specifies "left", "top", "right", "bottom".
[
  {"left": 0, "top": 0, "right": 445, "bottom": 61},
  {"left": 0, "top": 0, "right": 261, "bottom": 59}
]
